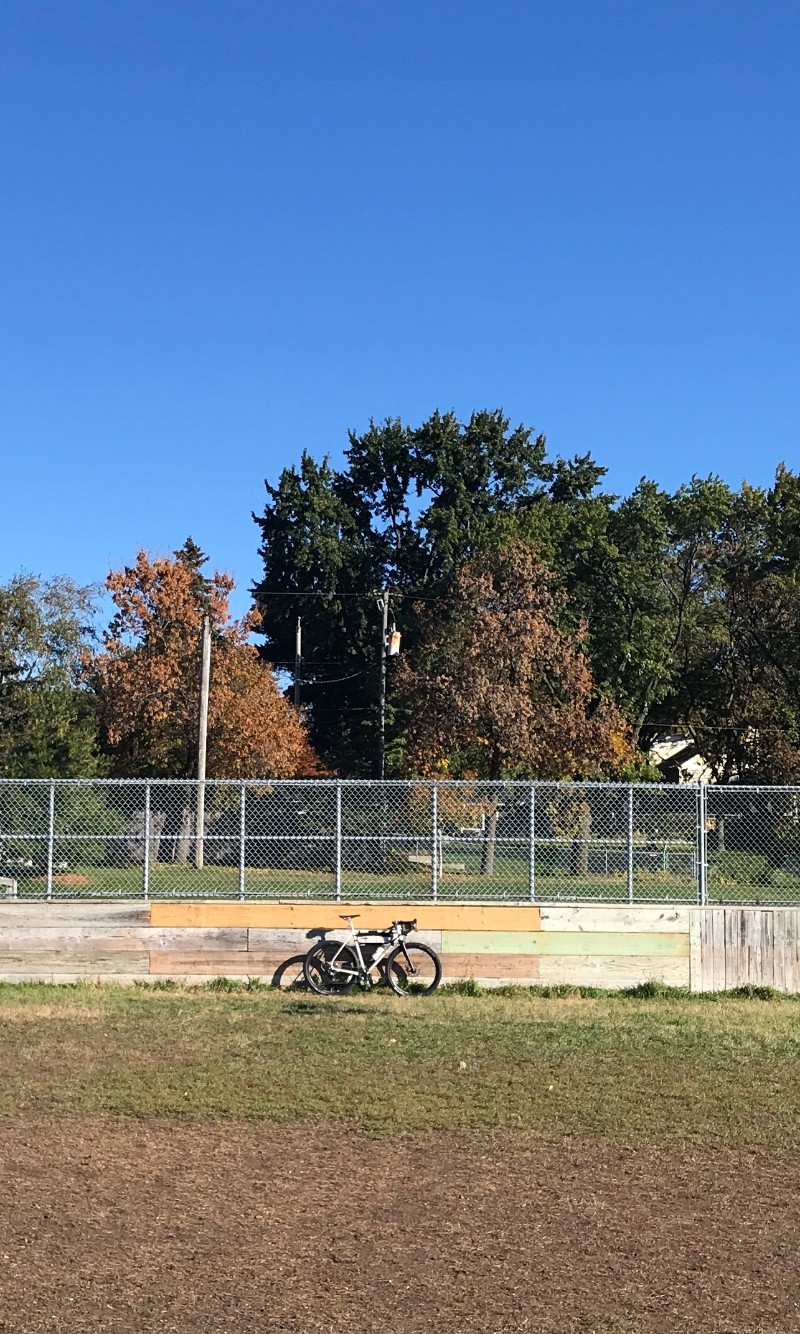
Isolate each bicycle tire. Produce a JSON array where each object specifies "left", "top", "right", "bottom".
[
  {"left": 303, "top": 941, "right": 359, "bottom": 996},
  {"left": 385, "top": 941, "right": 442, "bottom": 996}
]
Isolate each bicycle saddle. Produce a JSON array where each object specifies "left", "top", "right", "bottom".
[{"left": 339, "top": 913, "right": 360, "bottom": 920}]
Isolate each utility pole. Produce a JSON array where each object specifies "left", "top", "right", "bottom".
[
  {"left": 376, "top": 591, "right": 402, "bottom": 780},
  {"left": 294, "top": 617, "right": 302, "bottom": 711},
  {"left": 376, "top": 590, "right": 390, "bottom": 780},
  {"left": 195, "top": 614, "right": 211, "bottom": 870}
]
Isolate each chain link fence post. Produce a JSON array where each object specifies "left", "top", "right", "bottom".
[
  {"left": 626, "top": 785, "right": 635, "bottom": 904},
  {"left": 529, "top": 783, "right": 536, "bottom": 903},
  {"left": 238, "top": 782, "right": 246, "bottom": 901},
  {"left": 335, "top": 781, "right": 342, "bottom": 901},
  {"left": 431, "top": 783, "right": 438, "bottom": 902},
  {"left": 143, "top": 779, "right": 150, "bottom": 900},
  {"left": 46, "top": 779, "right": 55, "bottom": 901},
  {"left": 697, "top": 781, "right": 708, "bottom": 905}
]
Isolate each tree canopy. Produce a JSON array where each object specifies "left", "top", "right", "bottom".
[
  {"left": 0, "top": 574, "right": 102, "bottom": 778},
  {"left": 90, "top": 541, "right": 321, "bottom": 779},
  {"left": 254, "top": 410, "right": 800, "bottom": 783},
  {"left": 398, "top": 542, "right": 632, "bottom": 780}
]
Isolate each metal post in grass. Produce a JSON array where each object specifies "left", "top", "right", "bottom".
[
  {"left": 238, "top": 782, "right": 246, "bottom": 901},
  {"left": 431, "top": 783, "right": 438, "bottom": 902},
  {"left": 334, "top": 781, "right": 342, "bottom": 901},
  {"left": 143, "top": 780, "right": 151, "bottom": 901},
  {"left": 626, "top": 785, "right": 634, "bottom": 904},
  {"left": 46, "top": 779, "right": 55, "bottom": 902},
  {"left": 528, "top": 784, "right": 536, "bottom": 903}
]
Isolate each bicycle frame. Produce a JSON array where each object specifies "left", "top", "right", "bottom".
[{"left": 326, "top": 916, "right": 403, "bottom": 986}]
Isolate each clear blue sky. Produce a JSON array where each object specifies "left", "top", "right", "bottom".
[{"left": 2, "top": 0, "right": 798, "bottom": 618}]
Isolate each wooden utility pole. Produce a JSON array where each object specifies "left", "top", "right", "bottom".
[
  {"left": 376, "top": 590, "right": 390, "bottom": 780},
  {"left": 195, "top": 614, "right": 211, "bottom": 870},
  {"left": 294, "top": 617, "right": 302, "bottom": 711}
]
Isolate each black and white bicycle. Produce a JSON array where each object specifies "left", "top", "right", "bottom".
[{"left": 303, "top": 915, "right": 442, "bottom": 997}]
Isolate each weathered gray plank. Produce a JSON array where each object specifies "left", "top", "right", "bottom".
[
  {"left": 0, "top": 903, "right": 149, "bottom": 927},
  {"left": 689, "top": 911, "right": 702, "bottom": 992},
  {"left": 539, "top": 906, "right": 690, "bottom": 933},
  {"left": 699, "top": 909, "right": 727, "bottom": 992},
  {"left": 538, "top": 955, "right": 690, "bottom": 988},
  {"left": 0, "top": 951, "right": 148, "bottom": 975},
  {"left": 150, "top": 928, "right": 247, "bottom": 952}
]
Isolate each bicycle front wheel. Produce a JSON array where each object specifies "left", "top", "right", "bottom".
[
  {"left": 303, "top": 942, "right": 358, "bottom": 996},
  {"left": 385, "top": 942, "right": 442, "bottom": 997}
]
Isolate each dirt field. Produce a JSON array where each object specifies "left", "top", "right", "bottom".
[
  {"left": 1, "top": 1120, "right": 798, "bottom": 1333},
  {"left": 2, "top": 985, "right": 800, "bottom": 1332}
]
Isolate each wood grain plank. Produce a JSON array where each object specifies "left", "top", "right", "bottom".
[
  {"left": 149, "top": 951, "right": 290, "bottom": 975},
  {"left": 441, "top": 931, "right": 541, "bottom": 955},
  {"left": 689, "top": 911, "right": 702, "bottom": 992},
  {"left": 0, "top": 930, "right": 151, "bottom": 953},
  {"left": 149, "top": 929, "right": 248, "bottom": 953},
  {"left": 725, "top": 909, "right": 744, "bottom": 989},
  {"left": 538, "top": 955, "right": 690, "bottom": 989},
  {"left": 439, "top": 953, "right": 540, "bottom": 980},
  {"left": 755, "top": 910, "right": 770, "bottom": 985},
  {"left": 539, "top": 906, "right": 691, "bottom": 933},
  {"left": 772, "top": 911, "right": 787, "bottom": 992},
  {"left": 0, "top": 951, "right": 148, "bottom": 975},
  {"left": 0, "top": 928, "right": 249, "bottom": 954},
  {"left": 786, "top": 911, "right": 800, "bottom": 994},
  {"left": 710, "top": 909, "right": 726, "bottom": 992},
  {"left": 0, "top": 903, "right": 150, "bottom": 928},
  {"left": 149, "top": 902, "right": 542, "bottom": 933}
]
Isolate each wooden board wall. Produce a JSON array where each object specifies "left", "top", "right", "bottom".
[{"left": 2, "top": 902, "right": 800, "bottom": 990}]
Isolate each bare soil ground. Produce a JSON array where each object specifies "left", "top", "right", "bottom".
[{"left": 1, "top": 1119, "right": 798, "bottom": 1334}]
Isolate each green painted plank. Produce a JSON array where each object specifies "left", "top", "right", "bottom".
[
  {"left": 441, "top": 931, "right": 543, "bottom": 955},
  {"left": 441, "top": 930, "right": 690, "bottom": 958}
]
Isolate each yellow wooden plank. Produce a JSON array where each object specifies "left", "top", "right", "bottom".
[{"left": 149, "top": 901, "right": 541, "bottom": 932}]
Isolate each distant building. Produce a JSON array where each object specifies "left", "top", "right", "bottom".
[{"left": 648, "top": 732, "right": 714, "bottom": 785}]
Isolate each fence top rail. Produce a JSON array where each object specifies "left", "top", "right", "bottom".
[
  {"left": 0, "top": 776, "right": 705, "bottom": 789},
  {"left": 0, "top": 776, "right": 797, "bottom": 794}
]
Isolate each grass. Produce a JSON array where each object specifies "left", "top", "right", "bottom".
[
  {"left": 8, "top": 859, "right": 795, "bottom": 904},
  {"left": 1, "top": 981, "right": 799, "bottom": 1145}
]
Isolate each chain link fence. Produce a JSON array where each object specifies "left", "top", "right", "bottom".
[{"left": 0, "top": 778, "right": 798, "bottom": 904}]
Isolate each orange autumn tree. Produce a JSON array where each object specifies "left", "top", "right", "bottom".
[
  {"left": 398, "top": 541, "right": 632, "bottom": 781},
  {"left": 91, "top": 540, "right": 321, "bottom": 778}
]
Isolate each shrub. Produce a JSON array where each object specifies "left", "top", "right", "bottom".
[{"left": 710, "top": 851, "right": 773, "bottom": 886}]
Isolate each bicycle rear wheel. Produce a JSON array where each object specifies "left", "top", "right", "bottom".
[
  {"left": 385, "top": 942, "right": 442, "bottom": 996},
  {"left": 304, "top": 942, "right": 358, "bottom": 995}
]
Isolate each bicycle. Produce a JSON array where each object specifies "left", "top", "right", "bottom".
[{"left": 303, "top": 916, "right": 442, "bottom": 997}]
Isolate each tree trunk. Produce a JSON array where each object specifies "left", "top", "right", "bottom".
[
  {"left": 570, "top": 806, "right": 591, "bottom": 877},
  {"left": 173, "top": 803, "right": 193, "bottom": 864},
  {"left": 480, "top": 808, "right": 499, "bottom": 877}
]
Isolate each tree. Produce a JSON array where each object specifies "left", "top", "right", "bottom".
[
  {"left": 667, "top": 470, "right": 800, "bottom": 782},
  {"left": 91, "top": 541, "right": 321, "bottom": 778},
  {"left": 253, "top": 410, "right": 610, "bottom": 774},
  {"left": 397, "top": 542, "right": 632, "bottom": 781},
  {"left": 0, "top": 574, "right": 102, "bottom": 778}
]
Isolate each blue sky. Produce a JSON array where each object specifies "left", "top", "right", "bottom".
[{"left": 2, "top": 0, "right": 798, "bottom": 619}]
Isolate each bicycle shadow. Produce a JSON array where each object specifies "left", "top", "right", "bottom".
[{"left": 270, "top": 953, "right": 308, "bottom": 990}]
